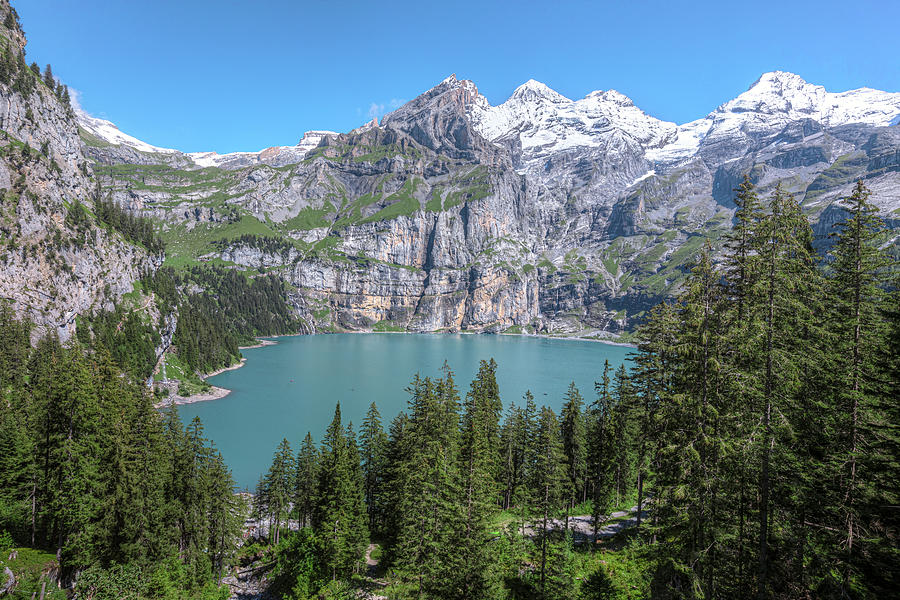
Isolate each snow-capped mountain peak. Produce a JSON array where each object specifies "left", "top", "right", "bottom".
[
  {"left": 644, "top": 71, "right": 900, "bottom": 164},
  {"left": 718, "top": 70, "right": 827, "bottom": 118},
  {"left": 510, "top": 79, "right": 569, "bottom": 104},
  {"left": 78, "top": 109, "right": 177, "bottom": 155},
  {"left": 469, "top": 79, "right": 676, "bottom": 170},
  {"left": 77, "top": 70, "right": 899, "bottom": 175},
  {"left": 584, "top": 89, "right": 634, "bottom": 107},
  {"left": 715, "top": 70, "right": 900, "bottom": 128}
]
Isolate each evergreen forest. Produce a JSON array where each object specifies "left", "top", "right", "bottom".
[{"left": 1, "top": 179, "right": 898, "bottom": 599}]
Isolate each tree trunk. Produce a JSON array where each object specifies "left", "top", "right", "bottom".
[
  {"left": 758, "top": 215, "right": 777, "bottom": 600},
  {"left": 541, "top": 484, "right": 549, "bottom": 597}
]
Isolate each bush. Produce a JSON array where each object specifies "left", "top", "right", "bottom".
[{"left": 75, "top": 563, "right": 144, "bottom": 600}]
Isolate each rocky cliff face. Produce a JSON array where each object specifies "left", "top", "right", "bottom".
[
  {"left": 80, "top": 70, "right": 900, "bottom": 335},
  {"left": 0, "top": 0, "right": 151, "bottom": 341}
]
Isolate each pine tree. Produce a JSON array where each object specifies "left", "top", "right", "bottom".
[
  {"left": 588, "top": 360, "right": 617, "bottom": 538},
  {"left": 651, "top": 245, "right": 727, "bottom": 597},
  {"left": 380, "top": 410, "right": 409, "bottom": 553},
  {"left": 532, "top": 406, "right": 566, "bottom": 598},
  {"left": 294, "top": 432, "right": 318, "bottom": 529},
  {"left": 263, "top": 438, "right": 294, "bottom": 545},
  {"left": 500, "top": 402, "right": 523, "bottom": 511},
  {"left": 610, "top": 365, "right": 637, "bottom": 507},
  {"left": 827, "top": 179, "right": 893, "bottom": 592},
  {"left": 313, "top": 404, "right": 368, "bottom": 580},
  {"left": 359, "top": 402, "right": 388, "bottom": 536},
  {"left": 543, "top": 532, "right": 579, "bottom": 600},
  {"left": 752, "top": 184, "right": 822, "bottom": 599},
  {"left": 560, "top": 382, "right": 587, "bottom": 525},
  {"left": 389, "top": 371, "right": 461, "bottom": 597},
  {"left": 724, "top": 174, "right": 764, "bottom": 321},
  {"left": 455, "top": 359, "right": 504, "bottom": 598},
  {"left": 205, "top": 450, "right": 240, "bottom": 584},
  {"left": 345, "top": 422, "right": 369, "bottom": 571}
]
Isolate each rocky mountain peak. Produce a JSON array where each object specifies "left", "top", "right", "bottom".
[
  {"left": 349, "top": 119, "right": 378, "bottom": 135},
  {"left": 380, "top": 75, "right": 490, "bottom": 159},
  {"left": 388, "top": 74, "right": 484, "bottom": 116}
]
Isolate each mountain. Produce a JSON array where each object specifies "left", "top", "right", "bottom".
[
  {"left": 0, "top": 0, "right": 153, "bottom": 342},
  {"left": 77, "top": 71, "right": 900, "bottom": 336}
]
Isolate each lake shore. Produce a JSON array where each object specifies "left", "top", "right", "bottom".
[
  {"left": 154, "top": 358, "right": 247, "bottom": 408},
  {"left": 238, "top": 339, "right": 278, "bottom": 350},
  {"left": 495, "top": 331, "right": 637, "bottom": 348},
  {"left": 205, "top": 357, "right": 248, "bottom": 377},
  {"left": 155, "top": 385, "right": 232, "bottom": 408}
]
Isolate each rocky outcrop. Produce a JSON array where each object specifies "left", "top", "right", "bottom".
[{"left": 0, "top": 0, "right": 150, "bottom": 341}]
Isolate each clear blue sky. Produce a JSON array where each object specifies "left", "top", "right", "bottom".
[{"left": 15, "top": 0, "right": 900, "bottom": 154}]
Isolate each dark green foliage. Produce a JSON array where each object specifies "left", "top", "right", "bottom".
[
  {"left": 384, "top": 369, "right": 464, "bottom": 597},
  {"left": 268, "top": 529, "right": 323, "bottom": 599},
  {"left": 629, "top": 178, "right": 899, "bottom": 599},
  {"left": 3, "top": 7, "right": 19, "bottom": 32},
  {"left": 172, "top": 292, "right": 242, "bottom": 375},
  {"left": 260, "top": 438, "right": 295, "bottom": 546},
  {"left": 214, "top": 233, "right": 296, "bottom": 259},
  {"left": 80, "top": 302, "right": 161, "bottom": 380},
  {"left": 560, "top": 382, "right": 587, "bottom": 516},
  {"left": 94, "top": 196, "right": 165, "bottom": 254},
  {"left": 313, "top": 405, "right": 368, "bottom": 580},
  {"left": 0, "top": 308, "right": 238, "bottom": 595},
  {"left": 294, "top": 432, "right": 318, "bottom": 529},
  {"left": 359, "top": 403, "right": 388, "bottom": 536},
  {"left": 180, "top": 265, "right": 302, "bottom": 339},
  {"left": 532, "top": 405, "right": 567, "bottom": 597},
  {"left": 588, "top": 360, "right": 618, "bottom": 531},
  {"left": 455, "top": 359, "right": 504, "bottom": 598},
  {"left": 142, "top": 264, "right": 301, "bottom": 376}
]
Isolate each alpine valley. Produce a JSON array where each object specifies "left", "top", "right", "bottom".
[{"left": 3, "top": 0, "right": 900, "bottom": 598}]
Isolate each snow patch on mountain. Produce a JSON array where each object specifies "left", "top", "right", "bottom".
[
  {"left": 645, "top": 118, "right": 710, "bottom": 163},
  {"left": 186, "top": 130, "right": 337, "bottom": 168},
  {"left": 630, "top": 169, "right": 657, "bottom": 186},
  {"left": 78, "top": 110, "right": 177, "bottom": 155},
  {"left": 78, "top": 106, "right": 337, "bottom": 168},
  {"left": 469, "top": 80, "right": 677, "bottom": 169}
]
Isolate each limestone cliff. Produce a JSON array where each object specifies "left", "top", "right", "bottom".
[{"left": 0, "top": 0, "right": 151, "bottom": 341}]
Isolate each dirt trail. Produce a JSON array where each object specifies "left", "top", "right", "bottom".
[{"left": 365, "top": 543, "right": 379, "bottom": 576}]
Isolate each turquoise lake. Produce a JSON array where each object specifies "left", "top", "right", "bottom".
[{"left": 179, "top": 333, "right": 633, "bottom": 490}]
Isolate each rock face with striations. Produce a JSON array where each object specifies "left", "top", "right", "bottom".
[
  {"left": 81, "top": 70, "right": 900, "bottom": 335},
  {"left": 0, "top": 0, "right": 152, "bottom": 342}
]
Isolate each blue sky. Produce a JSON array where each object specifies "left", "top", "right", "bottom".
[{"left": 15, "top": 0, "right": 900, "bottom": 154}]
